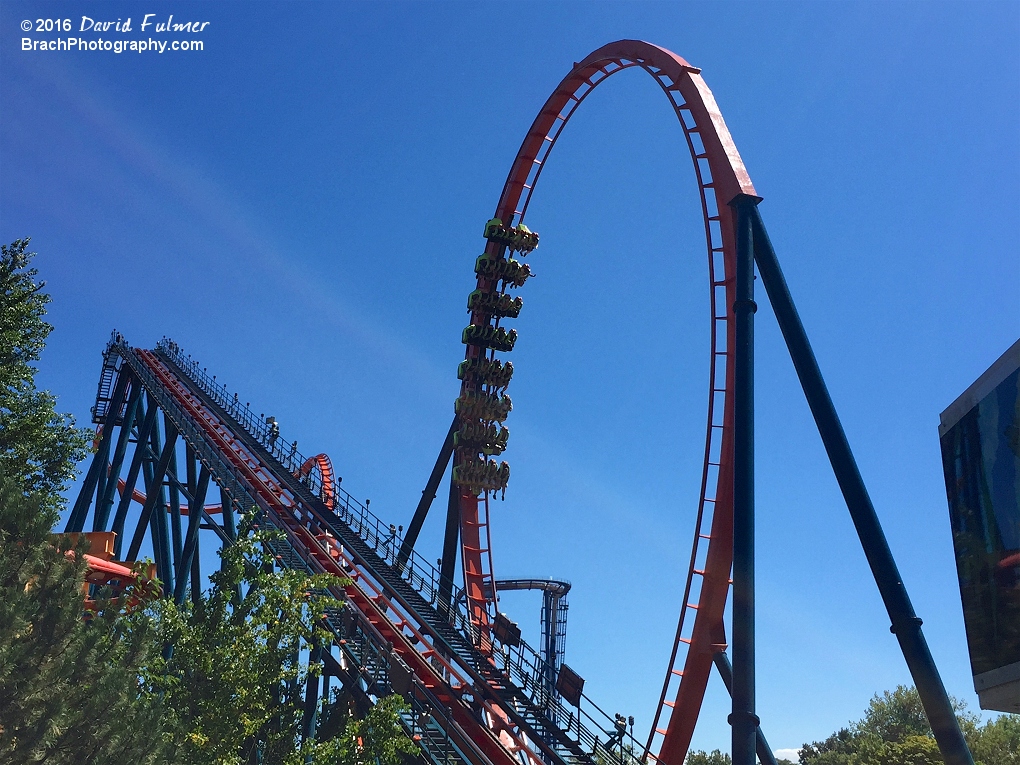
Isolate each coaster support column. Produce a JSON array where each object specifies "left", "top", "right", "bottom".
[
  {"left": 749, "top": 206, "right": 973, "bottom": 765},
  {"left": 729, "top": 193, "right": 760, "bottom": 765}
]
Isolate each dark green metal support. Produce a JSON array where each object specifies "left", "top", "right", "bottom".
[
  {"left": 67, "top": 368, "right": 131, "bottom": 532},
  {"left": 190, "top": 538, "right": 202, "bottom": 607},
  {"left": 729, "top": 193, "right": 760, "bottom": 765},
  {"left": 127, "top": 416, "right": 178, "bottom": 565},
  {"left": 112, "top": 398, "right": 159, "bottom": 558},
  {"left": 94, "top": 439, "right": 110, "bottom": 534},
  {"left": 438, "top": 466, "right": 460, "bottom": 616},
  {"left": 713, "top": 651, "right": 776, "bottom": 765},
  {"left": 140, "top": 400, "right": 174, "bottom": 587},
  {"left": 94, "top": 381, "right": 141, "bottom": 531},
  {"left": 220, "top": 486, "right": 237, "bottom": 542},
  {"left": 302, "top": 643, "right": 323, "bottom": 742},
  {"left": 748, "top": 206, "right": 974, "bottom": 765},
  {"left": 174, "top": 464, "right": 210, "bottom": 604},
  {"left": 166, "top": 411, "right": 184, "bottom": 573},
  {"left": 398, "top": 417, "right": 457, "bottom": 567}
]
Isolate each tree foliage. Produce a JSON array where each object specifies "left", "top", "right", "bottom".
[
  {"left": 0, "top": 238, "right": 416, "bottom": 764},
  {"left": 143, "top": 528, "right": 415, "bottom": 765},
  {"left": 798, "top": 685, "right": 1019, "bottom": 765},
  {"left": 0, "top": 236, "right": 162, "bottom": 763},
  {"left": 969, "top": 714, "right": 1020, "bottom": 765},
  {"left": 0, "top": 479, "right": 164, "bottom": 763},
  {"left": 0, "top": 238, "right": 88, "bottom": 515},
  {"left": 684, "top": 748, "right": 795, "bottom": 765},
  {"left": 685, "top": 750, "right": 732, "bottom": 765},
  {"left": 684, "top": 685, "right": 1018, "bottom": 765}
]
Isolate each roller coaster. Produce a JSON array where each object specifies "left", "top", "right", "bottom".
[{"left": 65, "top": 41, "right": 975, "bottom": 765}]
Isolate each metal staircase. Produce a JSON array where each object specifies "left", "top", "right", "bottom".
[
  {"left": 152, "top": 340, "right": 636, "bottom": 765},
  {"left": 82, "top": 336, "right": 638, "bottom": 765}
]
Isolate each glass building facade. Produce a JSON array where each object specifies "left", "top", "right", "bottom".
[{"left": 940, "top": 339, "right": 1020, "bottom": 713}]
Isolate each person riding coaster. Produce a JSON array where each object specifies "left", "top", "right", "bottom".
[
  {"left": 467, "top": 289, "right": 524, "bottom": 319},
  {"left": 511, "top": 224, "right": 539, "bottom": 252},
  {"left": 501, "top": 294, "right": 524, "bottom": 317},
  {"left": 482, "top": 218, "right": 540, "bottom": 254},
  {"left": 453, "top": 454, "right": 511, "bottom": 496},
  {"left": 454, "top": 421, "right": 510, "bottom": 455},
  {"left": 457, "top": 357, "right": 514, "bottom": 389},
  {"left": 502, "top": 259, "right": 532, "bottom": 288},
  {"left": 461, "top": 324, "right": 517, "bottom": 353},
  {"left": 474, "top": 253, "right": 533, "bottom": 288},
  {"left": 454, "top": 390, "right": 512, "bottom": 422}
]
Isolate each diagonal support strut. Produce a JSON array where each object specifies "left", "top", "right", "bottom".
[
  {"left": 749, "top": 205, "right": 973, "bottom": 765},
  {"left": 398, "top": 417, "right": 457, "bottom": 566}
]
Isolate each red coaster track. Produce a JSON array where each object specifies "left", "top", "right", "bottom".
[
  {"left": 456, "top": 39, "right": 757, "bottom": 762},
  {"left": 68, "top": 40, "right": 772, "bottom": 765}
]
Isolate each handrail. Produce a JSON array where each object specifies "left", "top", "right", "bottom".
[
  {"left": 151, "top": 336, "right": 644, "bottom": 763},
  {"left": 259, "top": 520, "right": 482, "bottom": 765}
]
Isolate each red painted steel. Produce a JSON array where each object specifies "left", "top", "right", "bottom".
[
  {"left": 132, "top": 349, "right": 544, "bottom": 765},
  {"left": 96, "top": 40, "right": 758, "bottom": 764},
  {"left": 115, "top": 477, "right": 221, "bottom": 513},
  {"left": 469, "top": 40, "right": 757, "bottom": 764},
  {"left": 295, "top": 453, "right": 337, "bottom": 510},
  {"left": 113, "top": 450, "right": 336, "bottom": 515},
  {"left": 61, "top": 537, "right": 160, "bottom": 612}
]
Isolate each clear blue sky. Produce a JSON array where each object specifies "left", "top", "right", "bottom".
[{"left": 2, "top": 0, "right": 1018, "bottom": 758}]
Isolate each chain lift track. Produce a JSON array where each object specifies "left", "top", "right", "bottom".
[
  {"left": 70, "top": 335, "right": 651, "bottom": 765},
  {"left": 69, "top": 39, "right": 974, "bottom": 765}
]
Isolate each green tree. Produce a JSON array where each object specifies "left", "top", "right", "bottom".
[
  {"left": 0, "top": 237, "right": 417, "bottom": 764},
  {"left": 0, "top": 471, "right": 165, "bottom": 764},
  {"left": 968, "top": 714, "right": 1020, "bottom": 765},
  {"left": 0, "top": 239, "right": 163, "bottom": 763},
  {"left": 142, "top": 527, "right": 416, "bottom": 765},
  {"left": 859, "top": 686, "right": 942, "bottom": 741},
  {"left": 684, "top": 748, "right": 795, "bottom": 765},
  {"left": 883, "top": 735, "right": 943, "bottom": 765},
  {"left": 320, "top": 694, "right": 417, "bottom": 765},
  {"left": 685, "top": 750, "right": 731, "bottom": 765},
  {"left": 0, "top": 238, "right": 88, "bottom": 514},
  {"left": 799, "top": 685, "right": 1017, "bottom": 765}
]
